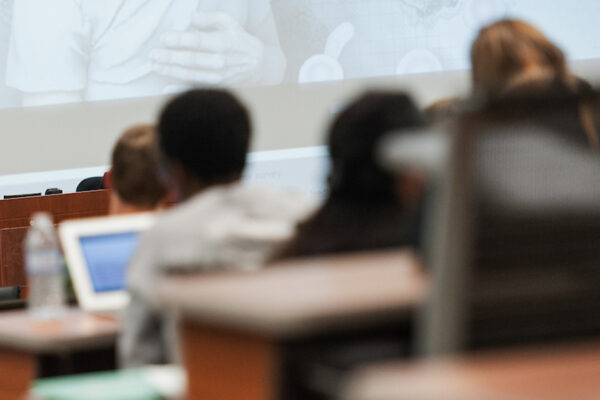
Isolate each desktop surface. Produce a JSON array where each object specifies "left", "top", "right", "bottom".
[
  {"left": 0, "top": 308, "right": 119, "bottom": 353},
  {"left": 158, "top": 250, "right": 427, "bottom": 338},
  {"left": 345, "top": 342, "right": 600, "bottom": 400}
]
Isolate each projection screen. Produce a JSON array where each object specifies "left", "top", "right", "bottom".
[{"left": 1, "top": 0, "right": 600, "bottom": 196}]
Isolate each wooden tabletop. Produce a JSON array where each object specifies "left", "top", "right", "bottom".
[
  {"left": 344, "top": 342, "right": 600, "bottom": 400},
  {"left": 0, "top": 308, "right": 119, "bottom": 353},
  {"left": 158, "top": 250, "right": 428, "bottom": 338}
]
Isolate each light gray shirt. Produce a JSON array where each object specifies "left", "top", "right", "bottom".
[{"left": 119, "top": 183, "right": 314, "bottom": 366}]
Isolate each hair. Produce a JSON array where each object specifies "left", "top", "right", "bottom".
[
  {"left": 327, "top": 92, "right": 425, "bottom": 202},
  {"left": 472, "top": 20, "right": 600, "bottom": 149},
  {"left": 158, "top": 89, "right": 251, "bottom": 185},
  {"left": 278, "top": 92, "right": 426, "bottom": 258},
  {"left": 111, "top": 124, "right": 167, "bottom": 209},
  {"left": 425, "top": 97, "right": 461, "bottom": 124},
  {"left": 471, "top": 19, "right": 576, "bottom": 97}
]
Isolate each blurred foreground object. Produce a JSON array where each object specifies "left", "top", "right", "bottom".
[
  {"left": 157, "top": 250, "right": 428, "bottom": 400},
  {"left": 344, "top": 342, "right": 600, "bottom": 400},
  {"left": 388, "top": 90, "right": 600, "bottom": 355}
]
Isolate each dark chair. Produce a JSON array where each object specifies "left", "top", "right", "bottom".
[
  {"left": 0, "top": 286, "right": 20, "bottom": 301},
  {"left": 0, "top": 286, "right": 24, "bottom": 311},
  {"left": 415, "top": 91, "right": 600, "bottom": 355},
  {"left": 76, "top": 177, "right": 104, "bottom": 192}
]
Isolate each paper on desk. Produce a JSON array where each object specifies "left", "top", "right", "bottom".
[{"left": 32, "top": 366, "right": 185, "bottom": 400}]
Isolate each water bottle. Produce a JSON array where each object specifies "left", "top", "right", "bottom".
[{"left": 24, "top": 212, "right": 65, "bottom": 320}]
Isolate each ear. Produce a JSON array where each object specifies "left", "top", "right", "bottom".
[{"left": 395, "top": 170, "right": 425, "bottom": 210}]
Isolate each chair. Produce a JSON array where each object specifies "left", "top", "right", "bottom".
[
  {"left": 76, "top": 177, "right": 104, "bottom": 192},
  {"left": 0, "top": 286, "right": 20, "bottom": 301},
  {"left": 0, "top": 286, "right": 24, "bottom": 311},
  {"left": 414, "top": 91, "right": 600, "bottom": 355}
]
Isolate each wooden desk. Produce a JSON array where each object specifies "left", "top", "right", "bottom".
[
  {"left": 344, "top": 343, "right": 600, "bottom": 400},
  {"left": 0, "top": 308, "right": 119, "bottom": 398},
  {"left": 0, "top": 191, "right": 109, "bottom": 289},
  {"left": 157, "top": 250, "right": 428, "bottom": 400}
]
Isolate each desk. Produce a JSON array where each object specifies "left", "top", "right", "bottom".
[
  {"left": 0, "top": 308, "right": 119, "bottom": 398},
  {"left": 344, "top": 343, "right": 600, "bottom": 400},
  {"left": 0, "top": 190, "right": 110, "bottom": 289},
  {"left": 157, "top": 250, "right": 428, "bottom": 400}
]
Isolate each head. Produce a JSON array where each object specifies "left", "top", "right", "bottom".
[
  {"left": 157, "top": 89, "right": 251, "bottom": 201},
  {"left": 327, "top": 91, "right": 426, "bottom": 205},
  {"left": 471, "top": 19, "right": 574, "bottom": 97},
  {"left": 110, "top": 124, "right": 167, "bottom": 214}
]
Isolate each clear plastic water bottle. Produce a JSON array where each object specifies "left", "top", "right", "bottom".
[{"left": 24, "top": 212, "right": 65, "bottom": 320}]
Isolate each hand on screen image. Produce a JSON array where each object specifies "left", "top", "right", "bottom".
[{"left": 150, "top": 11, "right": 286, "bottom": 86}]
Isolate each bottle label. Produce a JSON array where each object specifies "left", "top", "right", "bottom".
[{"left": 26, "top": 249, "right": 62, "bottom": 274}]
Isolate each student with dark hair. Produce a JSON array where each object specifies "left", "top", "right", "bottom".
[
  {"left": 156, "top": 89, "right": 251, "bottom": 200},
  {"left": 278, "top": 92, "right": 426, "bottom": 259},
  {"left": 109, "top": 124, "right": 167, "bottom": 214},
  {"left": 119, "top": 89, "right": 313, "bottom": 366}
]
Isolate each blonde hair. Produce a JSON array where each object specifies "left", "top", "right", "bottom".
[{"left": 471, "top": 19, "right": 575, "bottom": 97}]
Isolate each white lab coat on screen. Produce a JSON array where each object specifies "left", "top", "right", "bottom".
[{"left": 6, "top": 0, "right": 270, "bottom": 101}]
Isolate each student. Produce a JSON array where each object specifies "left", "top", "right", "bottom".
[
  {"left": 471, "top": 19, "right": 580, "bottom": 98},
  {"left": 119, "top": 89, "right": 313, "bottom": 366},
  {"left": 471, "top": 19, "right": 599, "bottom": 148},
  {"left": 278, "top": 92, "right": 426, "bottom": 259},
  {"left": 109, "top": 124, "right": 168, "bottom": 215}
]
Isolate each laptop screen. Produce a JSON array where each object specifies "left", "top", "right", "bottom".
[{"left": 79, "top": 232, "right": 140, "bottom": 293}]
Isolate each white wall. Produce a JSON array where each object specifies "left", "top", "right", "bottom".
[
  {"left": 0, "top": 69, "right": 470, "bottom": 177},
  {"left": 0, "top": 59, "right": 599, "bottom": 178}
]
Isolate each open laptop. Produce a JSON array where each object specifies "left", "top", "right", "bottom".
[{"left": 59, "top": 213, "right": 155, "bottom": 315}]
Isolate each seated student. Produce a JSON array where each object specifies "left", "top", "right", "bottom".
[
  {"left": 108, "top": 124, "right": 168, "bottom": 215},
  {"left": 277, "top": 92, "right": 426, "bottom": 259},
  {"left": 471, "top": 19, "right": 599, "bottom": 148},
  {"left": 470, "top": 19, "right": 583, "bottom": 98},
  {"left": 119, "top": 89, "right": 314, "bottom": 366}
]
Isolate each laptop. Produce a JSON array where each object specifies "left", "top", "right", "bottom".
[{"left": 59, "top": 213, "right": 155, "bottom": 315}]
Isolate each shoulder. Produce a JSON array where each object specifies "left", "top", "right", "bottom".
[
  {"left": 140, "top": 184, "right": 316, "bottom": 237},
  {"left": 132, "top": 184, "right": 316, "bottom": 272},
  {"left": 150, "top": 186, "right": 227, "bottom": 223},
  {"left": 227, "top": 184, "right": 317, "bottom": 220}
]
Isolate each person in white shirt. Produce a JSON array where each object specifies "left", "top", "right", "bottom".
[
  {"left": 119, "top": 89, "right": 313, "bottom": 366},
  {"left": 6, "top": 0, "right": 286, "bottom": 106}
]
